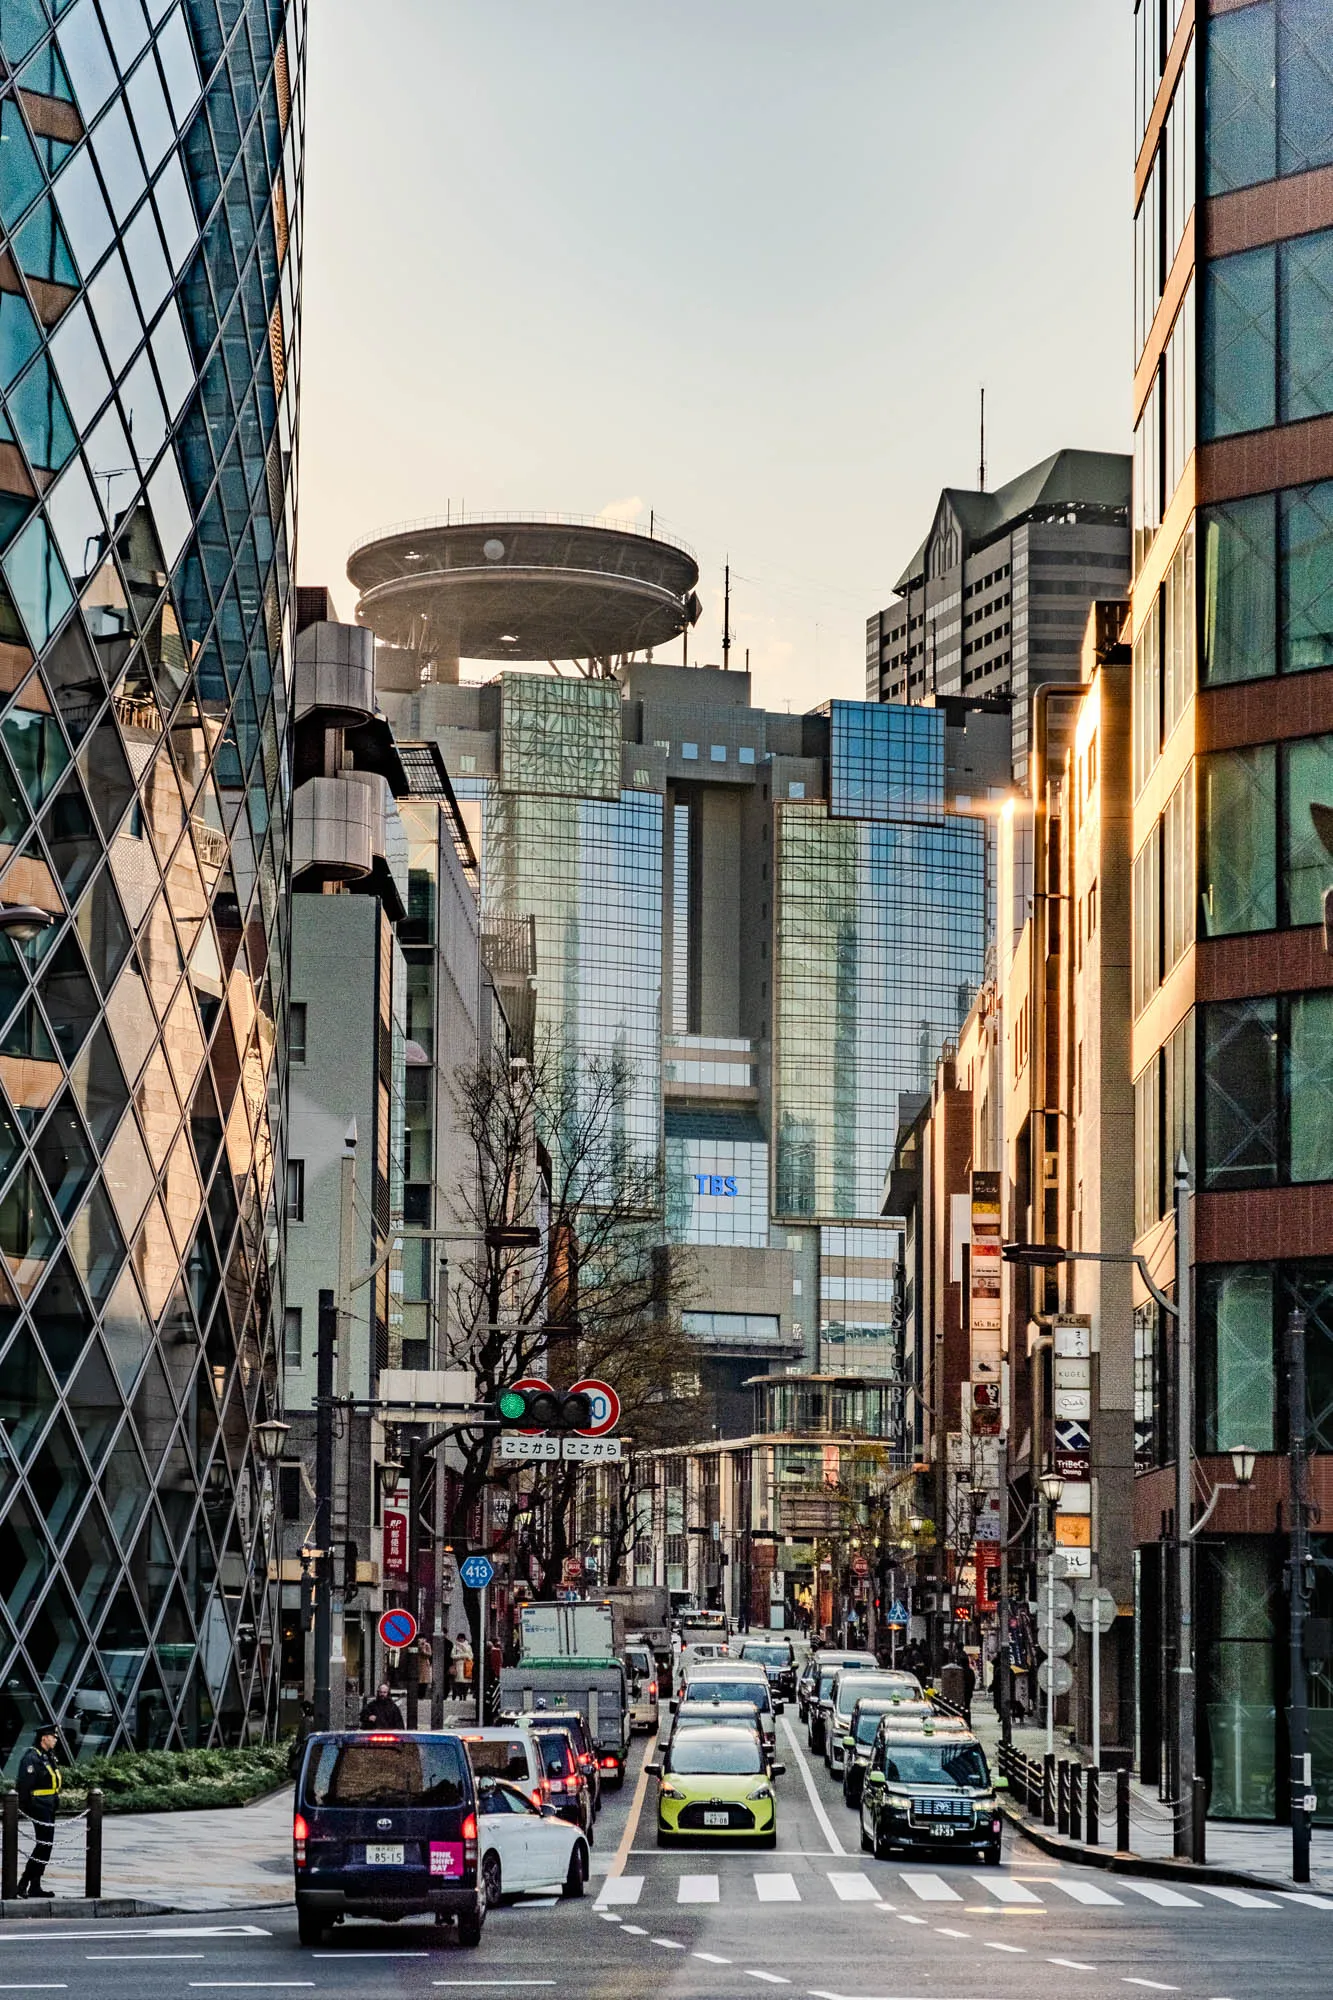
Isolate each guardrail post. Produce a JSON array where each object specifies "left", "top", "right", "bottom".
[
  {"left": 1, "top": 1790, "right": 17, "bottom": 1901},
  {"left": 1057, "top": 1758, "right": 1070, "bottom": 1836},
  {"left": 1086, "top": 1766, "right": 1100, "bottom": 1846},
  {"left": 84, "top": 1788, "right": 103, "bottom": 1900},
  {"left": 1116, "top": 1767, "right": 1131, "bottom": 1852},
  {"left": 1070, "top": 1762, "right": 1083, "bottom": 1843},
  {"left": 1192, "top": 1776, "right": 1207, "bottom": 1865},
  {"left": 1043, "top": 1752, "right": 1056, "bottom": 1825}
]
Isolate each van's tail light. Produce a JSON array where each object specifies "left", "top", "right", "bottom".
[
  {"left": 600, "top": 1756, "right": 619, "bottom": 1771},
  {"left": 293, "top": 1812, "right": 309, "bottom": 1869},
  {"left": 462, "top": 1812, "right": 478, "bottom": 1869},
  {"left": 648, "top": 1681, "right": 658, "bottom": 1700}
]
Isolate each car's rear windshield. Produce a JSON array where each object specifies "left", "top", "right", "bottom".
[
  {"left": 534, "top": 1732, "right": 577, "bottom": 1775},
  {"left": 738, "top": 1644, "right": 790, "bottom": 1666},
  {"left": 668, "top": 1735, "right": 764, "bottom": 1775},
  {"left": 464, "top": 1738, "right": 530, "bottom": 1781},
  {"left": 685, "top": 1680, "right": 771, "bottom": 1710},
  {"left": 819, "top": 1663, "right": 869, "bottom": 1698},
  {"left": 838, "top": 1675, "right": 919, "bottom": 1714},
  {"left": 626, "top": 1649, "right": 652, "bottom": 1673},
  {"left": 855, "top": 1707, "right": 897, "bottom": 1743},
  {"left": 307, "top": 1738, "right": 467, "bottom": 1808},
  {"left": 880, "top": 1741, "right": 989, "bottom": 1788}
]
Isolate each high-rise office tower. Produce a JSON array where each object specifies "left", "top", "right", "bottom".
[
  {"left": 0, "top": 1, "right": 305, "bottom": 1766},
  {"left": 866, "top": 450, "right": 1131, "bottom": 777},
  {"left": 1131, "top": 0, "right": 1333, "bottom": 1824}
]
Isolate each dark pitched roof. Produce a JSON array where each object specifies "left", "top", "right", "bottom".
[{"left": 893, "top": 448, "right": 1131, "bottom": 594}]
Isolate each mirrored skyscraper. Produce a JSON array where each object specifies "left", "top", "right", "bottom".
[{"left": 0, "top": 0, "right": 304, "bottom": 1768}]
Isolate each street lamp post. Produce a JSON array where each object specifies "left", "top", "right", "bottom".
[
  {"left": 1038, "top": 1469, "right": 1065, "bottom": 1757},
  {"left": 1287, "top": 1307, "right": 1313, "bottom": 1885}
]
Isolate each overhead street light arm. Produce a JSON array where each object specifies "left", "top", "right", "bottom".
[{"left": 1002, "top": 1241, "right": 1178, "bottom": 1319}]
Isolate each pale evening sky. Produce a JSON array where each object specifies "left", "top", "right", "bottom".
[{"left": 297, "top": 1, "right": 1129, "bottom": 711}]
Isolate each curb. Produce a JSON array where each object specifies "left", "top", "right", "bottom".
[
  {"left": 999, "top": 1797, "right": 1311, "bottom": 1894},
  {"left": 0, "top": 1895, "right": 295, "bottom": 1927}
]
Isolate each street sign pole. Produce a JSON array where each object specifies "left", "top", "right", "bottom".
[
  {"left": 1046, "top": 1548, "right": 1056, "bottom": 1758},
  {"left": 477, "top": 1577, "right": 486, "bottom": 1727},
  {"left": 1093, "top": 1586, "right": 1101, "bottom": 1775}
]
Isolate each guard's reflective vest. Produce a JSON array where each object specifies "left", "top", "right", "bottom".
[{"left": 16, "top": 1748, "right": 60, "bottom": 1822}]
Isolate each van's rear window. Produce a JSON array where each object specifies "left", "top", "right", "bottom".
[
  {"left": 307, "top": 1739, "right": 467, "bottom": 1807},
  {"left": 534, "top": 1732, "right": 576, "bottom": 1774}
]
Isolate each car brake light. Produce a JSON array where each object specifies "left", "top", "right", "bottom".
[
  {"left": 365, "top": 1732, "right": 399, "bottom": 1743},
  {"left": 600, "top": 1757, "right": 618, "bottom": 1771},
  {"left": 293, "top": 1812, "right": 308, "bottom": 1869},
  {"left": 462, "top": 1810, "right": 478, "bottom": 1867},
  {"left": 648, "top": 1681, "right": 658, "bottom": 1699}
]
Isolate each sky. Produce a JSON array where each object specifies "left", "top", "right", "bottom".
[{"left": 297, "top": 1, "right": 1129, "bottom": 713}]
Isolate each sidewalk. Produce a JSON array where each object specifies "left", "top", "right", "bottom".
[
  {"left": 968, "top": 1696, "right": 1333, "bottom": 1891},
  {"left": 8, "top": 1788, "right": 295, "bottom": 1915}
]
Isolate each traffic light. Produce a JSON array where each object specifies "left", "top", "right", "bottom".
[{"left": 496, "top": 1385, "right": 595, "bottom": 1431}]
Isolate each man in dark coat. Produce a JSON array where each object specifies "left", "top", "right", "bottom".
[
  {"left": 17, "top": 1722, "right": 61, "bottom": 1898},
  {"left": 359, "top": 1682, "right": 404, "bottom": 1728}
]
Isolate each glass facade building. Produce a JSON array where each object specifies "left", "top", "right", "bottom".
[{"left": 0, "top": 0, "right": 304, "bottom": 1768}]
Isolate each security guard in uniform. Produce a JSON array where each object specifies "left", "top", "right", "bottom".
[{"left": 16, "top": 1722, "right": 61, "bottom": 1898}]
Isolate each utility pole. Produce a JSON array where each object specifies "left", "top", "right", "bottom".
[
  {"left": 1288, "top": 1306, "right": 1312, "bottom": 1884},
  {"left": 997, "top": 1433, "right": 1011, "bottom": 1747},
  {"left": 1174, "top": 1152, "right": 1194, "bottom": 1858},
  {"left": 313, "top": 1288, "right": 336, "bottom": 1731}
]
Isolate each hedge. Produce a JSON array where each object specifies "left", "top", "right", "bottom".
[{"left": 56, "top": 1744, "right": 290, "bottom": 1816}]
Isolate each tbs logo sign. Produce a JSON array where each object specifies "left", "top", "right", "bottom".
[{"left": 694, "top": 1174, "right": 738, "bottom": 1197}]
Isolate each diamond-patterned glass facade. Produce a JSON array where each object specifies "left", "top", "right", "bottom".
[{"left": 0, "top": 0, "right": 304, "bottom": 1770}]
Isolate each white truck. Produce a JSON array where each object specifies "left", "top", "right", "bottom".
[
  {"left": 519, "top": 1600, "right": 621, "bottom": 1660},
  {"left": 501, "top": 1600, "right": 630, "bottom": 1785}
]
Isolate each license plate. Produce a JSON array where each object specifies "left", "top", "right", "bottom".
[
  {"left": 703, "top": 1811, "right": 730, "bottom": 1827},
  {"left": 365, "top": 1843, "right": 404, "bottom": 1866},
  {"left": 930, "top": 1825, "right": 953, "bottom": 1837}
]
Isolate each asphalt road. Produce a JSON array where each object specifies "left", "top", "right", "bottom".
[{"left": 1, "top": 1713, "right": 1330, "bottom": 1998}]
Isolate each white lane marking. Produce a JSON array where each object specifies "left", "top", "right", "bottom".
[
  {"left": 1121, "top": 1881, "right": 1201, "bottom": 1909},
  {"left": 311, "top": 1953, "right": 429, "bottom": 1959},
  {"left": 829, "top": 1872, "right": 880, "bottom": 1901},
  {"left": 622, "top": 1924, "right": 647, "bottom": 1934},
  {"left": 780, "top": 1712, "right": 844, "bottom": 1855},
  {"left": 1194, "top": 1885, "right": 1279, "bottom": 1909},
  {"left": 1122, "top": 1982, "right": 1179, "bottom": 1993},
  {"left": 596, "top": 1873, "right": 644, "bottom": 1906},
  {"left": 3, "top": 1930, "right": 268, "bottom": 1945},
  {"left": 973, "top": 1875, "right": 1041, "bottom": 1904},
  {"left": 899, "top": 1873, "right": 962, "bottom": 1902},
  {"left": 934, "top": 1927, "right": 971, "bottom": 1939},
  {"left": 893, "top": 1912, "right": 929, "bottom": 1923},
  {"left": 1277, "top": 1892, "right": 1333, "bottom": 1908},
  {"left": 694, "top": 1952, "right": 733, "bottom": 1964},
  {"left": 1050, "top": 1879, "right": 1121, "bottom": 1906},
  {"left": 87, "top": 1957, "right": 207, "bottom": 1962},
  {"left": 1050, "top": 1960, "right": 1099, "bottom": 1972},
  {"left": 746, "top": 1976, "right": 790, "bottom": 1986},
  {"left": 678, "top": 1874, "right": 719, "bottom": 1902},
  {"left": 597, "top": 1912, "right": 622, "bottom": 1922},
  {"left": 983, "top": 1941, "right": 1025, "bottom": 1954},
  {"left": 0, "top": 1988, "right": 68, "bottom": 1993},
  {"left": 188, "top": 1988, "right": 314, "bottom": 1992},
  {"left": 651, "top": 1939, "right": 685, "bottom": 1949},
  {"left": 755, "top": 1872, "right": 801, "bottom": 1901}
]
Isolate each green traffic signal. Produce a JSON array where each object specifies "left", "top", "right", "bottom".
[{"left": 498, "top": 1388, "right": 528, "bottom": 1421}]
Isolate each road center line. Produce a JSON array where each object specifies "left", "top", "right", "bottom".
[{"left": 780, "top": 1712, "right": 844, "bottom": 1855}]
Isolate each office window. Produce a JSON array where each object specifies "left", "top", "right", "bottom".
[
  {"left": 1280, "top": 0, "right": 1333, "bottom": 176},
  {"left": 289, "top": 1002, "right": 307, "bottom": 1064},
  {"left": 1199, "top": 1266, "right": 1276, "bottom": 1453},
  {"left": 1283, "top": 478, "right": 1333, "bottom": 672},
  {"left": 788, "top": 781, "right": 805, "bottom": 799},
  {"left": 1164, "top": 282, "right": 1196, "bottom": 506},
  {"left": 1133, "top": 372, "right": 1162, "bottom": 574},
  {"left": 681, "top": 742, "right": 699, "bottom": 761},
  {"left": 1282, "top": 228, "right": 1333, "bottom": 421},
  {"left": 1283, "top": 731, "right": 1333, "bottom": 923},
  {"left": 1202, "top": 244, "right": 1276, "bottom": 439},
  {"left": 1132, "top": 823, "right": 1162, "bottom": 1015},
  {"left": 1133, "top": 590, "right": 1161, "bottom": 794},
  {"left": 1135, "top": 1060, "right": 1161, "bottom": 1239},
  {"left": 1201, "top": 494, "right": 1276, "bottom": 685},
  {"left": 1204, "top": 1, "right": 1277, "bottom": 194},
  {"left": 1288, "top": 991, "right": 1333, "bottom": 1181},
  {"left": 739, "top": 746, "right": 756, "bottom": 765},
  {"left": 283, "top": 1306, "right": 303, "bottom": 1368},
  {"left": 1199, "top": 743, "right": 1277, "bottom": 935},
  {"left": 1202, "top": 995, "right": 1280, "bottom": 1188},
  {"left": 710, "top": 745, "right": 726, "bottom": 763},
  {"left": 1162, "top": 521, "right": 1195, "bottom": 744},
  {"left": 1164, "top": 42, "right": 1195, "bottom": 269},
  {"left": 1163, "top": 766, "right": 1195, "bottom": 975},
  {"left": 285, "top": 1157, "right": 305, "bottom": 1222}
]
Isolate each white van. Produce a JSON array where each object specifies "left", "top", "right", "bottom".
[
  {"left": 458, "top": 1725, "right": 545, "bottom": 1809},
  {"left": 624, "top": 1643, "right": 659, "bottom": 1733}
]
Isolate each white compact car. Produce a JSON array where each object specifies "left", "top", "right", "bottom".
[{"left": 476, "top": 1777, "right": 590, "bottom": 1906}]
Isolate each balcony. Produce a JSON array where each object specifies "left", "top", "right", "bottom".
[
  {"left": 292, "top": 774, "right": 379, "bottom": 883},
  {"left": 294, "top": 620, "right": 375, "bottom": 727}
]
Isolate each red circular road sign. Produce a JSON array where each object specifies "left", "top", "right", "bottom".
[
  {"left": 378, "top": 1606, "right": 418, "bottom": 1650},
  {"left": 510, "top": 1376, "right": 553, "bottom": 1436},
  {"left": 569, "top": 1378, "right": 620, "bottom": 1436}
]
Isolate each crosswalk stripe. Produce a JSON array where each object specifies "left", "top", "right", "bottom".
[
  {"left": 1049, "top": 1878, "right": 1122, "bottom": 1906},
  {"left": 677, "top": 1876, "right": 719, "bottom": 1904},
  {"left": 1277, "top": 1892, "right": 1333, "bottom": 1909},
  {"left": 1122, "top": 1881, "right": 1201, "bottom": 1908},
  {"left": 595, "top": 1877, "right": 643, "bottom": 1907},
  {"left": 754, "top": 1873, "right": 801, "bottom": 1902},
  {"left": 973, "top": 1874, "right": 1041, "bottom": 1904},
  {"left": 828, "top": 1872, "right": 879, "bottom": 1902},
  {"left": 899, "top": 1873, "right": 962, "bottom": 1902},
  {"left": 1195, "top": 1885, "right": 1279, "bottom": 1909}
]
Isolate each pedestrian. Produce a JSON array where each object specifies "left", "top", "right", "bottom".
[
  {"left": 958, "top": 1649, "right": 976, "bottom": 1723},
  {"left": 287, "top": 1698, "right": 317, "bottom": 1776},
  {"left": 452, "top": 1634, "right": 473, "bottom": 1697},
  {"left": 417, "top": 1637, "right": 433, "bottom": 1696},
  {"left": 16, "top": 1721, "right": 61, "bottom": 1899},
  {"left": 359, "top": 1681, "right": 404, "bottom": 1728}
]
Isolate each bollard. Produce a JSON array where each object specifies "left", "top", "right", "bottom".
[
  {"left": 1043, "top": 1751, "right": 1056, "bottom": 1825},
  {"left": 85, "top": 1788, "right": 103, "bottom": 1900},
  {"left": 1192, "top": 1776, "right": 1207, "bottom": 1865},
  {"left": 1, "top": 1789, "right": 16, "bottom": 1902},
  {"left": 1057, "top": 1758, "right": 1070, "bottom": 1836},
  {"left": 1116, "top": 1766, "right": 1131, "bottom": 1852},
  {"left": 1086, "top": 1765, "right": 1100, "bottom": 1846},
  {"left": 1070, "top": 1762, "right": 1083, "bottom": 1844}
]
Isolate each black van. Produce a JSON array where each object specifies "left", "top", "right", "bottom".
[{"left": 293, "top": 1731, "right": 485, "bottom": 1947}]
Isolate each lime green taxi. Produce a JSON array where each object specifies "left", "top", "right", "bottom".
[{"left": 646, "top": 1725, "right": 783, "bottom": 1846}]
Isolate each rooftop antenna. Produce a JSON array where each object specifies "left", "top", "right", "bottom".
[
  {"left": 978, "top": 385, "right": 986, "bottom": 492},
  {"left": 722, "top": 559, "right": 732, "bottom": 670}
]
